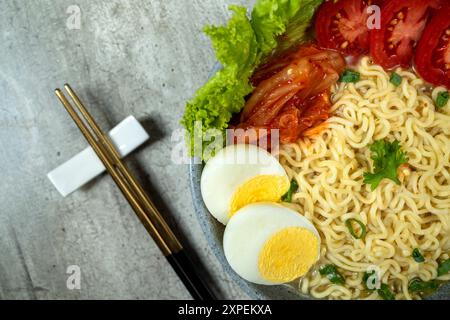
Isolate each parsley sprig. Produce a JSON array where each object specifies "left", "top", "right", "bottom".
[{"left": 363, "top": 140, "right": 408, "bottom": 191}]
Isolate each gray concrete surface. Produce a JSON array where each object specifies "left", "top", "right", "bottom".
[{"left": 0, "top": 0, "right": 252, "bottom": 299}]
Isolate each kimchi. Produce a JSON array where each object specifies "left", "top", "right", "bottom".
[{"left": 235, "top": 44, "right": 345, "bottom": 144}]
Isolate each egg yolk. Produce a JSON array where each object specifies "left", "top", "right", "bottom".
[
  {"left": 258, "top": 227, "right": 319, "bottom": 283},
  {"left": 229, "top": 175, "right": 290, "bottom": 218}
]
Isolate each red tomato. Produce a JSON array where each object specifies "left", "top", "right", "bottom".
[
  {"left": 316, "top": 0, "right": 371, "bottom": 56},
  {"left": 415, "top": 5, "right": 450, "bottom": 89},
  {"left": 370, "top": 0, "right": 442, "bottom": 69}
]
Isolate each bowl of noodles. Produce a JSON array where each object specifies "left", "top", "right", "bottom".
[{"left": 184, "top": 0, "right": 450, "bottom": 300}]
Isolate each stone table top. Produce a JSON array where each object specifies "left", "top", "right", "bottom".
[{"left": 0, "top": 0, "right": 251, "bottom": 299}]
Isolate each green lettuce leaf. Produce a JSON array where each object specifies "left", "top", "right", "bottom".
[
  {"left": 181, "top": 0, "right": 324, "bottom": 158},
  {"left": 204, "top": 6, "right": 259, "bottom": 76},
  {"left": 252, "top": 0, "right": 323, "bottom": 55},
  {"left": 181, "top": 6, "right": 257, "bottom": 157},
  {"left": 183, "top": 67, "right": 254, "bottom": 156}
]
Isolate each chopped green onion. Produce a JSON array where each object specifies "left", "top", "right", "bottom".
[
  {"left": 390, "top": 72, "right": 402, "bottom": 86},
  {"left": 340, "top": 70, "right": 360, "bottom": 83},
  {"left": 408, "top": 278, "right": 440, "bottom": 293},
  {"left": 437, "top": 259, "right": 450, "bottom": 277},
  {"left": 345, "top": 219, "right": 367, "bottom": 239},
  {"left": 282, "top": 179, "right": 299, "bottom": 203},
  {"left": 319, "top": 264, "right": 345, "bottom": 285},
  {"left": 378, "top": 284, "right": 395, "bottom": 300},
  {"left": 436, "top": 91, "right": 449, "bottom": 109},
  {"left": 363, "top": 270, "right": 377, "bottom": 291},
  {"left": 412, "top": 248, "right": 425, "bottom": 263}
]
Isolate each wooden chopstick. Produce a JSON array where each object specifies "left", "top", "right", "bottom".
[{"left": 55, "top": 84, "right": 216, "bottom": 300}]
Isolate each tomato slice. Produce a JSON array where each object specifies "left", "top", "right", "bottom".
[
  {"left": 415, "top": 5, "right": 450, "bottom": 89},
  {"left": 370, "top": 0, "right": 442, "bottom": 69},
  {"left": 316, "top": 0, "right": 371, "bottom": 56}
]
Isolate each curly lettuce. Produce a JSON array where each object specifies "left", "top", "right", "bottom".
[
  {"left": 181, "top": 6, "right": 257, "bottom": 157},
  {"left": 204, "top": 6, "right": 259, "bottom": 76},
  {"left": 181, "top": 0, "right": 324, "bottom": 158},
  {"left": 252, "top": 0, "right": 323, "bottom": 55}
]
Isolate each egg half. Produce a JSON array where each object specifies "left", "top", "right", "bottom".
[
  {"left": 201, "top": 144, "right": 290, "bottom": 225},
  {"left": 223, "top": 203, "right": 320, "bottom": 285}
]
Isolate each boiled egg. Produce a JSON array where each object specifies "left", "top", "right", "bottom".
[
  {"left": 223, "top": 203, "right": 320, "bottom": 285},
  {"left": 201, "top": 144, "right": 290, "bottom": 225}
]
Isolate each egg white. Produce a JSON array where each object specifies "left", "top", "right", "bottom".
[
  {"left": 201, "top": 144, "right": 288, "bottom": 225},
  {"left": 223, "top": 203, "right": 320, "bottom": 285}
]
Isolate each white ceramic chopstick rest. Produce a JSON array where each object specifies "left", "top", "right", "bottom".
[{"left": 48, "top": 116, "right": 149, "bottom": 197}]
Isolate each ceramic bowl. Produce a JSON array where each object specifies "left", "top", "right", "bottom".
[{"left": 188, "top": 64, "right": 449, "bottom": 300}]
